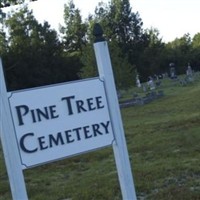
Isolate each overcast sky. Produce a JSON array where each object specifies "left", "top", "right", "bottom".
[{"left": 5, "top": 0, "right": 200, "bottom": 42}]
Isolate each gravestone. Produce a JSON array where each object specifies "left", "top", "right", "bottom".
[
  {"left": 186, "top": 63, "right": 194, "bottom": 82},
  {"left": 147, "top": 76, "right": 155, "bottom": 90},
  {"left": 169, "top": 63, "right": 177, "bottom": 79},
  {"left": 136, "top": 74, "right": 141, "bottom": 88}
]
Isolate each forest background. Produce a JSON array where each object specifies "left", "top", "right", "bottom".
[{"left": 1, "top": 0, "right": 200, "bottom": 91}]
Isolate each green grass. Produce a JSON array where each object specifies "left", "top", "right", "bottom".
[{"left": 1, "top": 75, "right": 200, "bottom": 199}]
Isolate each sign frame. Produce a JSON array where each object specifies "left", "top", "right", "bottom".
[{"left": 0, "top": 59, "right": 28, "bottom": 200}]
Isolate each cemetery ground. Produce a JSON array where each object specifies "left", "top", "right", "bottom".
[{"left": 0, "top": 74, "right": 200, "bottom": 200}]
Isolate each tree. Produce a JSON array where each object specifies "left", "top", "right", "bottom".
[
  {"left": 192, "top": 33, "right": 200, "bottom": 48},
  {"left": 80, "top": 43, "right": 98, "bottom": 78},
  {"left": 0, "top": 30, "right": 7, "bottom": 56},
  {"left": 81, "top": 38, "right": 135, "bottom": 89},
  {"left": 81, "top": 0, "right": 143, "bottom": 88},
  {"left": 110, "top": 0, "right": 143, "bottom": 43},
  {"left": 61, "top": 0, "right": 87, "bottom": 53},
  {"left": 189, "top": 33, "right": 200, "bottom": 70},
  {"left": 109, "top": 41, "right": 135, "bottom": 89},
  {"left": 81, "top": 20, "right": 135, "bottom": 89},
  {"left": 0, "top": 0, "right": 37, "bottom": 8},
  {"left": 137, "top": 27, "right": 164, "bottom": 80},
  {"left": 108, "top": 0, "right": 144, "bottom": 67},
  {"left": 3, "top": 6, "right": 81, "bottom": 90},
  {"left": 165, "top": 34, "right": 192, "bottom": 74}
]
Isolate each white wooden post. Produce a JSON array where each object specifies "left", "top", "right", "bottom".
[
  {"left": 0, "top": 58, "right": 28, "bottom": 200},
  {"left": 93, "top": 24, "right": 137, "bottom": 200}
]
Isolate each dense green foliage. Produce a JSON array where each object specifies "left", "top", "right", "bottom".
[
  {"left": 1, "top": 5, "right": 83, "bottom": 91},
  {"left": 0, "top": 0, "right": 37, "bottom": 8},
  {"left": 1, "top": 0, "right": 200, "bottom": 91},
  {"left": 1, "top": 0, "right": 200, "bottom": 90}
]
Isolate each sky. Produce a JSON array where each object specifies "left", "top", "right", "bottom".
[{"left": 4, "top": 0, "right": 200, "bottom": 43}]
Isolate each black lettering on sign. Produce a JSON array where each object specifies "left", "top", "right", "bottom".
[
  {"left": 61, "top": 95, "right": 105, "bottom": 115},
  {"left": 61, "top": 96, "right": 75, "bottom": 115},
  {"left": 15, "top": 104, "right": 59, "bottom": 126},
  {"left": 20, "top": 133, "right": 38, "bottom": 153},
  {"left": 19, "top": 120, "right": 111, "bottom": 154},
  {"left": 15, "top": 105, "right": 29, "bottom": 126}
]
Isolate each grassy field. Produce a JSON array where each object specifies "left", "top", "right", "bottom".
[{"left": 0, "top": 75, "right": 200, "bottom": 200}]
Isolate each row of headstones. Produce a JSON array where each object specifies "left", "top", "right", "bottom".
[
  {"left": 169, "top": 63, "right": 199, "bottom": 86},
  {"left": 136, "top": 63, "right": 197, "bottom": 89},
  {"left": 170, "top": 65, "right": 200, "bottom": 86},
  {"left": 119, "top": 64, "right": 199, "bottom": 108},
  {"left": 136, "top": 75, "right": 163, "bottom": 92},
  {"left": 119, "top": 90, "right": 164, "bottom": 108},
  {"left": 169, "top": 63, "right": 194, "bottom": 79}
]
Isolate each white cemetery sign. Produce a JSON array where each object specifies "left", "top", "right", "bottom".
[
  {"left": 0, "top": 23, "right": 136, "bottom": 200},
  {"left": 8, "top": 78, "right": 114, "bottom": 169}
]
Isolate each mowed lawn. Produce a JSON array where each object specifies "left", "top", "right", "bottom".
[{"left": 0, "top": 76, "right": 200, "bottom": 200}]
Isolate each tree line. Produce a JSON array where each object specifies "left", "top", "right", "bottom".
[{"left": 1, "top": 0, "right": 200, "bottom": 91}]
